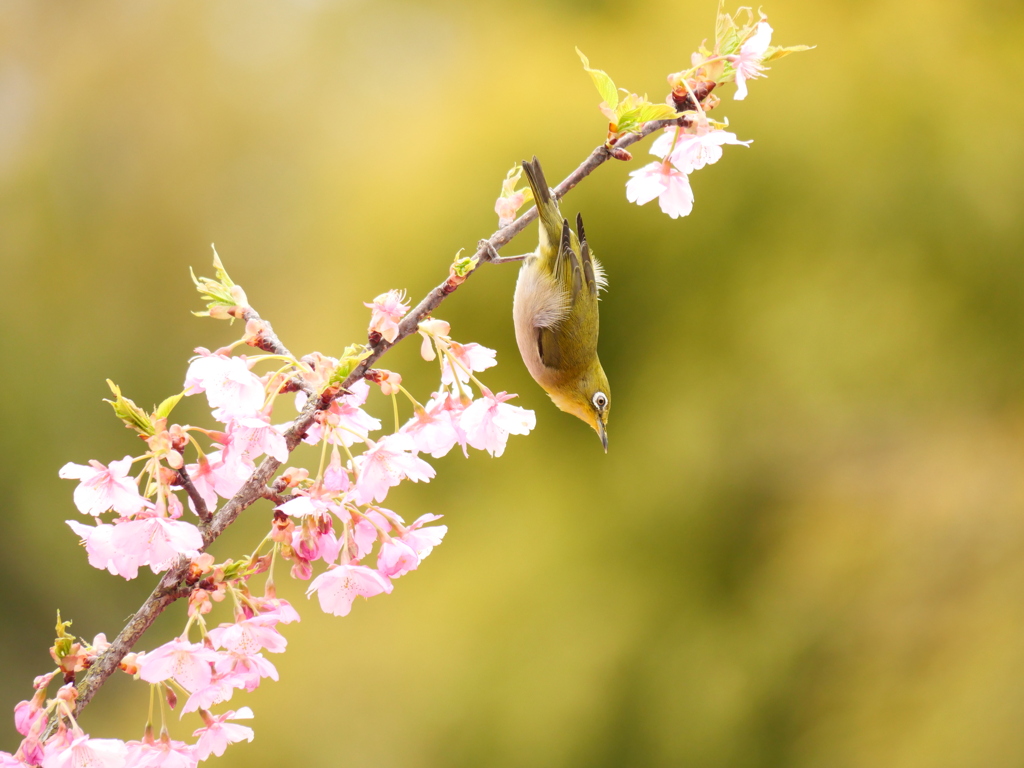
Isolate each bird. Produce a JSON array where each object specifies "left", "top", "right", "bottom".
[{"left": 512, "top": 156, "right": 611, "bottom": 452}]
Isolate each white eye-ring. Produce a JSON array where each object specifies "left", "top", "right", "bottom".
[{"left": 592, "top": 392, "right": 608, "bottom": 411}]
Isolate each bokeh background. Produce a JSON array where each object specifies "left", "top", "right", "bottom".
[{"left": 3, "top": 0, "right": 1024, "bottom": 766}]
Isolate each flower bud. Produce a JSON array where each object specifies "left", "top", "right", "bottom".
[
  {"left": 120, "top": 653, "right": 139, "bottom": 675},
  {"left": 229, "top": 285, "right": 249, "bottom": 307},
  {"left": 32, "top": 671, "right": 57, "bottom": 691},
  {"left": 242, "top": 318, "right": 271, "bottom": 350},
  {"left": 271, "top": 511, "right": 294, "bottom": 543},
  {"left": 290, "top": 560, "right": 312, "bottom": 580},
  {"left": 55, "top": 684, "right": 78, "bottom": 706},
  {"left": 279, "top": 467, "right": 309, "bottom": 488},
  {"left": 189, "top": 589, "right": 213, "bottom": 617}
]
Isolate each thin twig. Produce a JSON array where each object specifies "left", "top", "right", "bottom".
[
  {"left": 261, "top": 487, "right": 290, "bottom": 506},
  {"left": 240, "top": 308, "right": 292, "bottom": 358},
  {"left": 240, "top": 307, "right": 314, "bottom": 397},
  {"left": 68, "top": 115, "right": 679, "bottom": 715},
  {"left": 175, "top": 468, "right": 210, "bottom": 525}
]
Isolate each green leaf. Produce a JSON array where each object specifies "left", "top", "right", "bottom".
[
  {"left": 331, "top": 344, "right": 373, "bottom": 386},
  {"left": 222, "top": 560, "right": 247, "bottom": 580},
  {"left": 451, "top": 252, "right": 479, "bottom": 278},
  {"left": 192, "top": 245, "right": 249, "bottom": 317},
  {"left": 612, "top": 93, "right": 679, "bottom": 136},
  {"left": 714, "top": 0, "right": 733, "bottom": 47},
  {"left": 154, "top": 392, "right": 185, "bottom": 419},
  {"left": 763, "top": 44, "right": 815, "bottom": 62},
  {"left": 55, "top": 611, "right": 74, "bottom": 641},
  {"left": 53, "top": 611, "right": 76, "bottom": 660},
  {"left": 576, "top": 48, "right": 618, "bottom": 110},
  {"left": 715, "top": 0, "right": 742, "bottom": 53},
  {"left": 105, "top": 380, "right": 155, "bottom": 436},
  {"left": 636, "top": 102, "right": 682, "bottom": 123},
  {"left": 209, "top": 245, "right": 235, "bottom": 288}
]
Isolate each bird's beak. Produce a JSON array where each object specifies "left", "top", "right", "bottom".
[{"left": 597, "top": 420, "right": 608, "bottom": 453}]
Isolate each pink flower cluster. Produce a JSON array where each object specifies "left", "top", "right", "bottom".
[
  {"left": 4, "top": 672, "right": 255, "bottom": 768},
  {"left": 136, "top": 598, "right": 297, "bottom": 716},
  {"left": 37, "top": 280, "right": 535, "bottom": 768},
  {"left": 60, "top": 453, "right": 203, "bottom": 581},
  {"left": 272, "top": 317, "right": 533, "bottom": 613},
  {"left": 626, "top": 118, "right": 751, "bottom": 219},
  {"left": 60, "top": 350, "right": 287, "bottom": 580},
  {"left": 626, "top": 19, "right": 772, "bottom": 218}
]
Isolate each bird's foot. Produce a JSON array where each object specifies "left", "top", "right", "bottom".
[{"left": 478, "top": 239, "right": 527, "bottom": 265}]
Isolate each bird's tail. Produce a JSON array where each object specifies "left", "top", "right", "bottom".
[{"left": 522, "top": 156, "right": 563, "bottom": 252}]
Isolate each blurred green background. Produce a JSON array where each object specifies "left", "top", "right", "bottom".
[{"left": 3, "top": 0, "right": 1024, "bottom": 766}]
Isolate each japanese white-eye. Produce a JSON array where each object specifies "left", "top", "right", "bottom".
[{"left": 513, "top": 157, "right": 611, "bottom": 451}]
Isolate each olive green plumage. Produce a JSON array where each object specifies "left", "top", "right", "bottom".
[{"left": 512, "top": 156, "right": 611, "bottom": 451}]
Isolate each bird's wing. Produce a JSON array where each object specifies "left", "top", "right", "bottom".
[
  {"left": 576, "top": 213, "right": 607, "bottom": 295},
  {"left": 554, "top": 218, "right": 584, "bottom": 302}
]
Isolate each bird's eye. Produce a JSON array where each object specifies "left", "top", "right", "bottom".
[{"left": 592, "top": 392, "right": 608, "bottom": 411}]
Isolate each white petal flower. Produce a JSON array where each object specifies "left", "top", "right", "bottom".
[
  {"left": 730, "top": 21, "right": 773, "bottom": 100},
  {"left": 650, "top": 123, "right": 751, "bottom": 173},
  {"left": 626, "top": 162, "right": 694, "bottom": 219}
]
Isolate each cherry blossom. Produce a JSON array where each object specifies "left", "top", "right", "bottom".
[
  {"left": 250, "top": 598, "right": 301, "bottom": 625},
  {"left": 374, "top": 370, "right": 402, "bottom": 396},
  {"left": 66, "top": 521, "right": 140, "bottom": 579},
  {"left": 192, "top": 709, "right": 254, "bottom": 761},
  {"left": 495, "top": 191, "right": 526, "bottom": 228},
  {"left": 650, "top": 122, "right": 751, "bottom": 173},
  {"left": 400, "top": 392, "right": 466, "bottom": 459},
  {"left": 13, "top": 702, "right": 45, "bottom": 739},
  {"left": 213, "top": 652, "right": 278, "bottom": 692},
  {"left": 42, "top": 736, "right": 127, "bottom": 768},
  {"left": 124, "top": 736, "right": 197, "bottom": 768},
  {"left": 322, "top": 448, "right": 350, "bottom": 493},
  {"left": 307, "top": 564, "right": 393, "bottom": 617},
  {"left": 225, "top": 416, "right": 288, "bottom": 464},
  {"left": 351, "top": 509, "right": 392, "bottom": 559},
  {"left": 352, "top": 434, "right": 435, "bottom": 505},
  {"left": 183, "top": 353, "right": 265, "bottom": 423},
  {"left": 728, "top": 20, "right": 773, "bottom": 100},
  {"left": 364, "top": 290, "right": 409, "bottom": 344},
  {"left": 94, "top": 516, "right": 204, "bottom": 579},
  {"left": 58, "top": 457, "right": 146, "bottom": 517},
  {"left": 441, "top": 342, "right": 497, "bottom": 385},
  {"left": 298, "top": 381, "right": 381, "bottom": 448},
  {"left": 460, "top": 390, "right": 536, "bottom": 457},
  {"left": 275, "top": 489, "right": 338, "bottom": 519},
  {"left": 626, "top": 161, "right": 695, "bottom": 219},
  {"left": 20, "top": 730, "right": 46, "bottom": 767},
  {"left": 288, "top": 513, "right": 341, "bottom": 565},
  {"left": 377, "top": 539, "right": 419, "bottom": 579},
  {"left": 417, "top": 319, "right": 451, "bottom": 361},
  {"left": 401, "top": 513, "right": 448, "bottom": 560},
  {"left": 137, "top": 638, "right": 221, "bottom": 692},
  {"left": 1, "top": 751, "right": 29, "bottom": 768},
  {"left": 321, "top": 402, "right": 382, "bottom": 448},
  {"left": 208, "top": 617, "right": 287, "bottom": 655},
  {"left": 183, "top": 452, "right": 250, "bottom": 512},
  {"left": 181, "top": 679, "right": 236, "bottom": 715}
]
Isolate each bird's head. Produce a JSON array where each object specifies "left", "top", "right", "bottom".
[{"left": 546, "top": 362, "right": 611, "bottom": 452}]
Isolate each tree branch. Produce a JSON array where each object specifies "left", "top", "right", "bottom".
[
  {"left": 175, "top": 468, "right": 210, "bottom": 524},
  {"left": 69, "top": 115, "right": 678, "bottom": 715}
]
